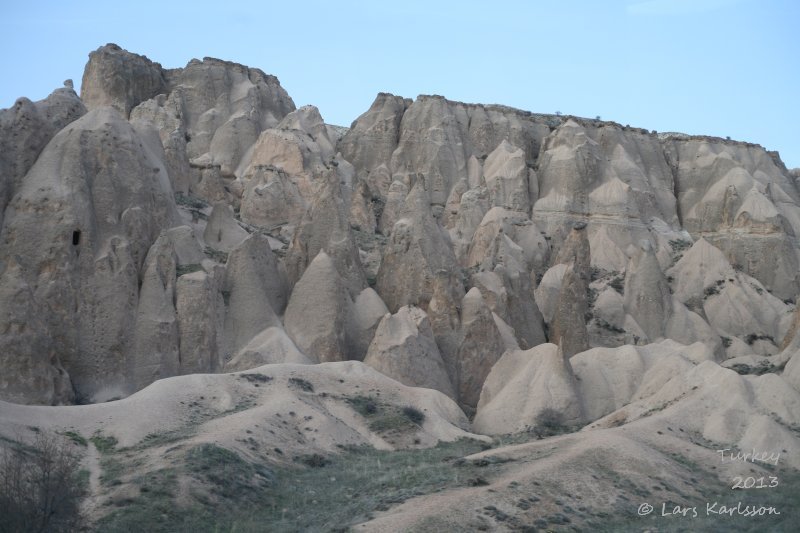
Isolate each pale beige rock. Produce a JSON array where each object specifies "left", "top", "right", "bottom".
[
  {"left": 533, "top": 263, "right": 568, "bottom": 323},
  {"left": 203, "top": 203, "right": 249, "bottom": 253},
  {"left": 81, "top": 44, "right": 166, "bottom": 117},
  {"left": 346, "top": 288, "right": 390, "bottom": 361},
  {"left": 551, "top": 263, "right": 590, "bottom": 358},
  {"left": 454, "top": 288, "right": 505, "bottom": 409},
  {"left": 571, "top": 340, "right": 704, "bottom": 422},
  {"left": 470, "top": 268, "right": 545, "bottom": 350},
  {"left": 176, "top": 270, "right": 224, "bottom": 375},
  {"left": 474, "top": 343, "right": 584, "bottom": 434},
  {"left": 277, "top": 105, "right": 336, "bottom": 161},
  {"left": 169, "top": 57, "right": 294, "bottom": 177},
  {"left": 363, "top": 306, "right": 455, "bottom": 398},
  {"left": 483, "top": 140, "right": 531, "bottom": 212},
  {"left": 224, "top": 233, "right": 288, "bottom": 315},
  {"left": 0, "top": 85, "right": 86, "bottom": 223},
  {"left": 449, "top": 186, "right": 490, "bottom": 262},
  {"left": 665, "top": 139, "right": 800, "bottom": 299},
  {"left": 378, "top": 179, "right": 409, "bottom": 236},
  {"left": 782, "top": 304, "right": 800, "bottom": 350},
  {"left": 666, "top": 236, "right": 790, "bottom": 352},
  {"left": 666, "top": 237, "right": 733, "bottom": 303},
  {"left": 375, "top": 177, "right": 464, "bottom": 312},
  {"left": 284, "top": 168, "right": 366, "bottom": 295},
  {"left": 550, "top": 224, "right": 591, "bottom": 357},
  {"left": 338, "top": 93, "right": 410, "bottom": 190},
  {"left": 623, "top": 240, "right": 672, "bottom": 341},
  {"left": 0, "top": 259, "right": 74, "bottom": 405},
  {"left": 164, "top": 225, "right": 205, "bottom": 265},
  {"left": 0, "top": 107, "right": 177, "bottom": 404},
  {"left": 222, "top": 234, "right": 286, "bottom": 355},
  {"left": 0, "top": 361, "right": 482, "bottom": 472},
  {"left": 783, "top": 350, "right": 800, "bottom": 392},
  {"left": 239, "top": 165, "right": 307, "bottom": 228},
  {"left": 226, "top": 327, "right": 313, "bottom": 371},
  {"left": 130, "top": 234, "right": 180, "bottom": 391},
  {"left": 492, "top": 313, "right": 520, "bottom": 351},
  {"left": 284, "top": 252, "right": 352, "bottom": 362},
  {"left": 349, "top": 178, "right": 377, "bottom": 232},
  {"left": 588, "top": 225, "right": 629, "bottom": 272}
]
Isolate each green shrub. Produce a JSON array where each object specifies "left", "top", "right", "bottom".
[
  {"left": 669, "top": 238, "right": 692, "bottom": 252},
  {"left": 90, "top": 434, "right": 118, "bottom": 454},
  {"left": 402, "top": 406, "right": 425, "bottom": 426},
  {"left": 347, "top": 396, "right": 379, "bottom": 416},
  {"left": 61, "top": 431, "right": 87, "bottom": 447},
  {"left": 744, "top": 333, "right": 775, "bottom": 346},
  {"left": 176, "top": 263, "right": 203, "bottom": 277},
  {"left": 175, "top": 192, "right": 208, "bottom": 210},
  {"left": 288, "top": 377, "right": 314, "bottom": 393},
  {"left": 203, "top": 246, "right": 228, "bottom": 264},
  {"left": 704, "top": 279, "right": 725, "bottom": 298},
  {"left": 534, "top": 408, "right": 570, "bottom": 437}
]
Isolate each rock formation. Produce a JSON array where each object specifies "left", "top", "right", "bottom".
[
  {"left": 363, "top": 306, "right": 455, "bottom": 398},
  {"left": 1, "top": 43, "right": 799, "bottom": 418}
]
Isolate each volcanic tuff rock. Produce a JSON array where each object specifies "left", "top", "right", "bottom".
[
  {"left": 0, "top": 83, "right": 86, "bottom": 222},
  {"left": 284, "top": 251, "right": 351, "bottom": 363},
  {"left": 2, "top": 43, "right": 800, "bottom": 416},
  {"left": 364, "top": 306, "right": 456, "bottom": 398},
  {"left": 473, "top": 343, "right": 584, "bottom": 434},
  {"left": 81, "top": 44, "right": 166, "bottom": 117}
]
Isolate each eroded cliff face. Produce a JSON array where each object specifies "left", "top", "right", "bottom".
[{"left": 1, "top": 43, "right": 798, "bottom": 406}]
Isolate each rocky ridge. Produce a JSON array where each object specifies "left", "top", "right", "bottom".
[{"left": 1, "top": 44, "right": 798, "bottom": 410}]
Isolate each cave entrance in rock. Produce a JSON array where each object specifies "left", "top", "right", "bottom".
[{"left": 72, "top": 230, "right": 81, "bottom": 246}]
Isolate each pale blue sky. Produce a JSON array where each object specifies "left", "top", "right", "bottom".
[{"left": 2, "top": 0, "right": 798, "bottom": 167}]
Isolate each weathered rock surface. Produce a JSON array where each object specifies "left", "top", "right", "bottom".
[
  {"left": 363, "top": 306, "right": 455, "bottom": 398},
  {"left": 222, "top": 234, "right": 285, "bottom": 355},
  {"left": 284, "top": 168, "right": 366, "bottom": 295},
  {"left": 3, "top": 43, "right": 800, "bottom": 418},
  {"left": 203, "top": 203, "right": 249, "bottom": 252},
  {"left": 81, "top": 44, "right": 166, "bottom": 117},
  {"left": 225, "top": 327, "right": 313, "bottom": 370},
  {"left": 176, "top": 269, "right": 224, "bottom": 375},
  {"left": 549, "top": 224, "right": 591, "bottom": 358},
  {"left": 284, "top": 252, "right": 352, "bottom": 363},
  {"left": 375, "top": 177, "right": 464, "bottom": 312},
  {"left": 453, "top": 288, "right": 505, "bottom": 409},
  {"left": 0, "top": 107, "right": 178, "bottom": 403},
  {"left": 0, "top": 84, "right": 86, "bottom": 224},
  {"left": 346, "top": 288, "right": 390, "bottom": 361},
  {"left": 130, "top": 234, "right": 180, "bottom": 391},
  {"left": 474, "top": 343, "right": 584, "bottom": 434}
]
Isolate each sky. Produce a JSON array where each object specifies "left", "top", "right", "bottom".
[{"left": 1, "top": 0, "right": 798, "bottom": 167}]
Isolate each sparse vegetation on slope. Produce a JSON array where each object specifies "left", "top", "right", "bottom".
[{"left": 95, "top": 438, "right": 497, "bottom": 532}]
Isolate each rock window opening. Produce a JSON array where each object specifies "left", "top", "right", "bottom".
[{"left": 72, "top": 230, "right": 81, "bottom": 246}]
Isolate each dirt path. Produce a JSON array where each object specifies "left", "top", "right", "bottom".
[{"left": 81, "top": 441, "right": 103, "bottom": 520}]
